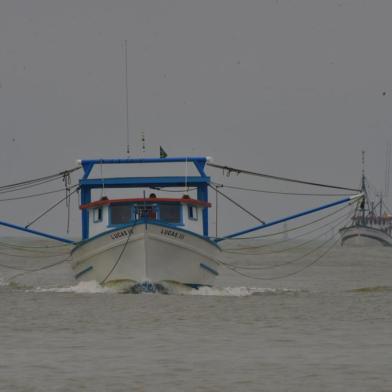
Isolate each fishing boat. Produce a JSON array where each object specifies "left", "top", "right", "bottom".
[
  {"left": 339, "top": 153, "right": 392, "bottom": 247},
  {"left": 0, "top": 42, "right": 367, "bottom": 289},
  {"left": 69, "top": 156, "right": 221, "bottom": 292},
  {"left": 339, "top": 197, "right": 392, "bottom": 247},
  {"left": 0, "top": 154, "right": 364, "bottom": 291}
]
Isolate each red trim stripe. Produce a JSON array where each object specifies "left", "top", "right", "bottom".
[{"left": 80, "top": 197, "right": 211, "bottom": 210}]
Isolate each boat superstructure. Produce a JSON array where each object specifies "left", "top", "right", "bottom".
[
  {"left": 339, "top": 153, "right": 392, "bottom": 247},
  {"left": 339, "top": 200, "right": 392, "bottom": 246},
  {"left": 70, "top": 157, "right": 220, "bottom": 292}
]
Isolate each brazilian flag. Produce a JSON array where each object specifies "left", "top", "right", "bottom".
[{"left": 160, "top": 146, "right": 168, "bottom": 158}]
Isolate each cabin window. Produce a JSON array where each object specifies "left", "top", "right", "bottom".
[
  {"left": 93, "top": 207, "right": 103, "bottom": 223},
  {"left": 159, "top": 204, "right": 181, "bottom": 224},
  {"left": 188, "top": 205, "right": 198, "bottom": 221},
  {"left": 110, "top": 205, "right": 132, "bottom": 225},
  {"left": 134, "top": 205, "right": 157, "bottom": 221}
]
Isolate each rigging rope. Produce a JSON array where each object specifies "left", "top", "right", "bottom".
[
  {"left": 150, "top": 187, "right": 198, "bottom": 193},
  {"left": 223, "top": 207, "right": 352, "bottom": 256},
  {"left": 0, "top": 239, "right": 71, "bottom": 249},
  {"left": 212, "top": 182, "right": 357, "bottom": 197},
  {"left": 0, "top": 185, "right": 79, "bottom": 202},
  {"left": 225, "top": 211, "right": 351, "bottom": 267},
  {"left": 100, "top": 223, "right": 135, "bottom": 284},
  {"left": 208, "top": 184, "right": 265, "bottom": 224},
  {"left": 0, "top": 254, "right": 72, "bottom": 273},
  {"left": 0, "top": 248, "right": 70, "bottom": 258},
  {"left": 214, "top": 202, "right": 355, "bottom": 241},
  {"left": 0, "top": 167, "right": 81, "bottom": 194},
  {"left": 222, "top": 202, "right": 354, "bottom": 251},
  {"left": 24, "top": 186, "right": 80, "bottom": 229},
  {"left": 207, "top": 162, "right": 359, "bottom": 192},
  {"left": 217, "top": 224, "right": 346, "bottom": 280},
  {"left": 0, "top": 176, "right": 70, "bottom": 195},
  {"left": 63, "top": 171, "right": 72, "bottom": 233}
]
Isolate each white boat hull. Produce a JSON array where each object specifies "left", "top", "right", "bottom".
[
  {"left": 71, "top": 223, "right": 221, "bottom": 292},
  {"left": 339, "top": 225, "right": 392, "bottom": 247}
]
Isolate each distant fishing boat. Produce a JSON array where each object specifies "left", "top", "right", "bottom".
[
  {"left": 339, "top": 152, "right": 392, "bottom": 247},
  {"left": 339, "top": 199, "right": 392, "bottom": 247}
]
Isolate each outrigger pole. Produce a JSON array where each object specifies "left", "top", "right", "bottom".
[
  {"left": 0, "top": 219, "right": 75, "bottom": 244},
  {"left": 215, "top": 193, "right": 363, "bottom": 242}
]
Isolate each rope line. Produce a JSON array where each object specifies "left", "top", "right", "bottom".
[
  {"left": 207, "top": 162, "right": 359, "bottom": 192},
  {"left": 0, "top": 239, "right": 71, "bottom": 249},
  {"left": 222, "top": 203, "right": 354, "bottom": 252},
  {"left": 150, "top": 187, "right": 198, "bottom": 193},
  {"left": 0, "top": 176, "right": 70, "bottom": 195},
  {"left": 63, "top": 171, "right": 72, "bottom": 233},
  {"left": 212, "top": 202, "right": 351, "bottom": 241},
  {"left": 0, "top": 255, "right": 71, "bottom": 272},
  {"left": 212, "top": 182, "right": 357, "bottom": 197},
  {"left": 217, "top": 230, "right": 344, "bottom": 280},
  {"left": 0, "top": 185, "right": 79, "bottom": 202},
  {"left": 0, "top": 167, "right": 80, "bottom": 194},
  {"left": 208, "top": 184, "right": 265, "bottom": 224},
  {"left": 225, "top": 212, "right": 351, "bottom": 268},
  {"left": 24, "top": 186, "right": 80, "bottom": 229},
  {"left": 100, "top": 223, "right": 135, "bottom": 284},
  {"left": 0, "top": 247, "right": 70, "bottom": 258}
]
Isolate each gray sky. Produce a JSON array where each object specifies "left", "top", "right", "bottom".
[{"left": 1, "top": 0, "right": 392, "bottom": 238}]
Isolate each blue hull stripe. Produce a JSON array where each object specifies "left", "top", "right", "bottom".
[
  {"left": 75, "top": 265, "right": 93, "bottom": 279},
  {"left": 200, "top": 262, "right": 219, "bottom": 276}
]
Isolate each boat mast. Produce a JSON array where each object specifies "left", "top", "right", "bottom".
[
  {"left": 358, "top": 150, "right": 372, "bottom": 224},
  {"left": 385, "top": 141, "right": 391, "bottom": 198},
  {"left": 360, "top": 150, "right": 366, "bottom": 223},
  {"left": 124, "top": 40, "right": 130, "bottom": 156}
]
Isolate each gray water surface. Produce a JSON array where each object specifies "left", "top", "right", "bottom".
[{"left": 1, "top": 241, "right": 392, "bottom": 391}]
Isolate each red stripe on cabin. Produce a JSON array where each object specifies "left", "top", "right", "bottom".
[{"left": 80, "top": 197, "right": 211, "bottom": 210}]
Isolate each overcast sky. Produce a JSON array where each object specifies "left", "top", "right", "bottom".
[{"left": 1, "top": 0, "right": 392, "bottom": 238}]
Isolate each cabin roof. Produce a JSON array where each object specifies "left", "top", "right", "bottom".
[{"left": 80, "top": 197, "right": 211, "bottom": 210}]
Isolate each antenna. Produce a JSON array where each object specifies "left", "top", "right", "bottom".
[
  {"left": 185, "top": 157, "right": 188, "bottom": 194},
  {"left": 360, "top": 150, "right": 366, "bottom": 195},
  {"left": 141, "top": 131, "right": 146, "bottom": 154},
  {"left": 124, "top": 40, "right": 130, "bottom": 155},
  {"left": 359, "top": 150, "right": 369, "bottom": 221}
]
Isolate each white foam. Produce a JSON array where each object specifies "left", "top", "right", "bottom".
[
  {"left": 15, "top": 279, "right": 296, "bottom": 297},
  {"left": 35, "top": 281, "right": 115, "bottom": 294},
  {"left": 186, "top": 286, "right": 292, "bottom": 297}
]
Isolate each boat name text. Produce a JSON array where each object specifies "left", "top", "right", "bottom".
[
  {"left": 110, "top": 228, "right": 134, "bottom": 240},
  {"left": 160, "top": 229, "right": 184, "bottom": 240}
]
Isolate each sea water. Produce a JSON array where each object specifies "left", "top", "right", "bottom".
[{"left": 1, "top": 239, "right": 392, "bottom": 391}]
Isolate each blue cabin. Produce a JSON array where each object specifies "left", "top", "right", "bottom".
[
  {"left": 80, "top": 195, "right": 210, "bottom": 238},
  {"left": 78, "top": 157, "right": 211, "bottom": 240}
]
